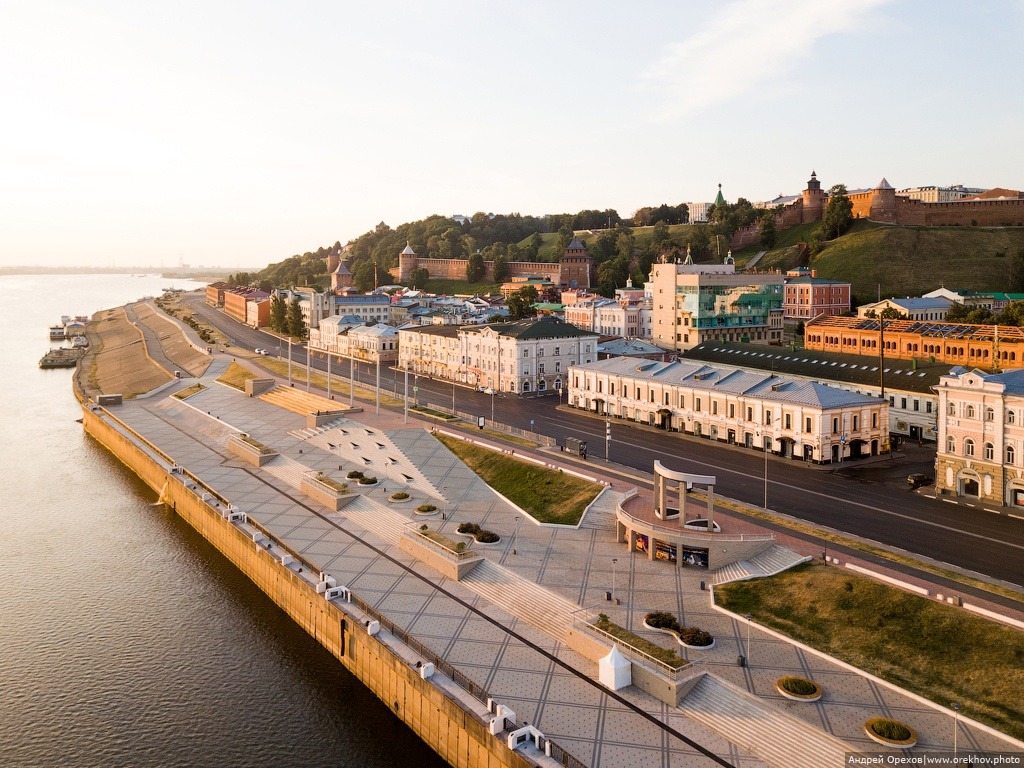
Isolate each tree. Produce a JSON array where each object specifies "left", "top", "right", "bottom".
[
  {"left": 270, "top": 294, "right": 287, "bottom": 333},
  {"left": 286, "top": 298, "right": 305, "bottom": 339},
  {"left": 1008, "top": 248, "right": 1024, "bottom": 293},
  {"left": 879, "top": 307, "right": 907, "bottom": 320},
  {"left": 823, "top": 184, "right": 854, "bottom": 240},
  {"left": 758, "top": 212, "right": 777, "bottom": 250},
  {"left": 995, "top": 301, "right": 1024, "bottom": 327},
  {"left": 466, "top": 252, "right": 486, "bottom": 282},
  {"left": 492, "top": 254, "right": 510, "bottom": 282},
  {"left": 507, "top": 285, "right": 539, "bottom": 320},
  {"left": 353, "top": 260, "right": 376, "bottom": 292},
  {"left": 409, "top": 267, "right": 430, "bottom": 289}
]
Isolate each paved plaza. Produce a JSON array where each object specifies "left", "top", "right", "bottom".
[{"left": 103, "top": 339, "right": 1023, "bottom": 767}]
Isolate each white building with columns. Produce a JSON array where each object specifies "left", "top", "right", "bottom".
[
  {"left": 935, "top": 366, "right": 1024, "bottom": 507},
  {"left": 567, "top": 357, "right": 887, "bottom": 464}
]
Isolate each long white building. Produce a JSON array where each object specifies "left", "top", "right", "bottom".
[{"left": 567, "top": 357, "right": 887, "bottom": 464}]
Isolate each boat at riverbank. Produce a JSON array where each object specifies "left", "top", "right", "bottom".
[{"left": 40, "top": 347, "right": 85, "bottom": 368}]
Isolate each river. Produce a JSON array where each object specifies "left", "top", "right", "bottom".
[{"left": 0, "top": 274, "right": 446, "bottom": 768}]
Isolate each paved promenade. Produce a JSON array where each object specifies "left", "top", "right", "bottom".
[{"left": 91, "top": 324, "right": 1024, "bottom": 766}]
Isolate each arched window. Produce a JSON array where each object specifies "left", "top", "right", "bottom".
[
  {"left": 1007, "top": 445, "right": 1015, "bottom": 465},
  {"left": 947, "top": 402, "right": 956, "bottom": 416},
  {"left": 946, "top": 436, "right": 956, "bottom": 453},
  {"left": 1008, "top": 410, "right": 1016, "bottom": 425},
  {"left": 964, "top": 439, "right": 975, "bottom": 457},
  {"left": 984, "top": 442, "right": 994, "bottom": 461},
  {"left": 986, "top": 407, "right": 995, "bottom": 422},
  {"left": 965, "top": 405, "right": 976, "bottom": 419}
]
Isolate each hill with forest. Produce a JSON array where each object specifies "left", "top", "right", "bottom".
[{"left": 735, "top": 221, "right": 1024, "bottom": 304}]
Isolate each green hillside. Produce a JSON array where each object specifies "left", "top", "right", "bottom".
[{"left": 739, "top": 221, "right": 1024, "bottom": 301}]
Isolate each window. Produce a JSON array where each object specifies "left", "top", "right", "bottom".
[
  {"left": 872, "top": 412, "right": 878, "bottom": 428},
  {"left": 765, "top": 411, "right": 772, "bottom": 425},
  {"left": 1009, "top": 410, "right": 1017, "bottom": 425},
  {"left": 712, "top": 401, "right": 718, "bottom": 415},
  {"left": 747, "top": 407, "right": 753, "bottom": 421},
  {"left": 695, "top": 398, "right": 702, "bottom": 412},
  {"left": 554, "top": 346, "right": 560, "bottom": 356},
  {"left": 679, "top": 394, "right": 685, "bottom": 408},
  {"left": 523, "top": 349, "right": 529, "bottom": 358},
  {"left": 805, "top": 417, "right": 812, "bottom": 433},
  {"left": 852, "top": 415, "right": 859, "bottom": 431},
  {"left": 901, "top": 397, "right": 907, "bottom": 409},
  {"left": 926, "top": 401, "right": 932, "bottom": 414},
  {"left": 964, "top": 439, "right": 975, "bottom": 457},
  {"left": 832, "top": 417, "right": 838, "bottom": 434},
  {"left": 947, "top": 402, "right": 956, "bottom": 416},
  {"left": 784, "top": 414, "right": 791, "bottom": 430},
  {"left": 729, "top": 404, "right": 735, "bottom": 419},
  {"left": 650, "top": 390, "right": 655, "bottom": 403},
  {"left": 1007, "top": 445, "right": 1016, "bottom": 465},
  {"left": 913, "top": 400, "right": 919, "bottom": 412},
  {"left": 986, "top": 407, "right": 995, "bottom": 422},
  {"left": 966, "top": 405, "right": 976, "bottom": 419},
  {"left": 984, "top": 442, "right": 994, "bottom": 461},
  {"left": 947, "top": 436, "right": 955, "bottom": 453}
]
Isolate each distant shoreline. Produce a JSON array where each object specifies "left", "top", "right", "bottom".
[{"left": 0, "top": 267, "right": 239, "bottom": 281}]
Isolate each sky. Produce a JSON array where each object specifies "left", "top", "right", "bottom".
[{"left": 2, "top": 0, "right": 1023, "bottom": 270}]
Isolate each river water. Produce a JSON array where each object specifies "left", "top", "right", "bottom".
[{"left": 0, "top": 274, "right": 446, "bottom": 768}]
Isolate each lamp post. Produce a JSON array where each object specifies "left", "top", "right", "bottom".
[
  {"left": 745, "top": 613, "right": 753, "bottom": 663},
  {"left": 490, "top": 388, "right": 495, "bottom": 424},
  {"left": 611, "top": 558, "right": 618, "bottom": 604},
  {"left": 287, "top": 338, "right": 293, "bottom": 385},
  {"left": 840, "top": 434, "right": 847, "bottom": 467},
  {"left": 605, "top": 413, "right": 611, "bottom": 461},
  {"left": 756, "top": 429, "right": 769, "bottom": 510},
  {"left": 512, "top": 515, "right": 520, "bottom": 555},
  {"left": 952, "top": 702, "right": 962, "bottom": 758}
]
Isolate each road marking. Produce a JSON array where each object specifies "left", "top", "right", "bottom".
[{"left": 549, "top": 417, "right": 1024, "bottom": 553}]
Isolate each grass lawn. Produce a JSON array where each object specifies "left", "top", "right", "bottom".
[
  {"left": 716, "top": 562, "right": 1024, "bottom": 740},
  {"left": 435, "top": 434, "right": 603, "bottom": 525},
  {"left": 419, "top": 277, "right": 503, "bottom": 296},
  {"left": 216, "top": 362, "right": 258, "bottom": 390},
  {"left": 172, "top": 383, "right": 206, "bottom": 399}
]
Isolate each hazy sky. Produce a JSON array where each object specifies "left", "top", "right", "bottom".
[{"left": 2, "top": 1, "right": 1022, "bottom": 269}]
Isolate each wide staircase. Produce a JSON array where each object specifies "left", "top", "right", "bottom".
[
  {"left": 678, "top": 675, "right": 850, "bottom": 768},
  {"left": 460, "top": 559, "right": 581, "bottom": 643},
  {"left": 261, "top": 455, "right": 317, "bottom": 491},
  {"left": 577, "top": 488, "right": 624, "bottom": 529},
  {"left": 260, "top": 385, "right": 348, "bottom": 416},
  {"left": 711, "top": 545, "right": 810, "bottom": 585},
  {"left": 335, "top": 495, "right": 411, "bottom": 545}
]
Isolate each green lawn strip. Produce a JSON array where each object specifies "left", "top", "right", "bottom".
[
  {"left": 592, "top": 615, "right": 685, "bottom": 668},
  {"left": 435, "top": 434, "right": 602, "bottom": 525},
  {"left": 419, "top": 529, "right": 466, "bottom": 554},
  {"left": 704, "top": 493, "right": 1024, "bottom": 605},
  {"left": 216, "top": 362, "right": 257, "bottom": 390},
  {"left": 716, "top": 563, "right": 1024, "bottom": 740},
  {"left": 172, "top": 383, "right": 206, "bottom": 399},
  {"left": 237, "top": 435, "right": 273, "bottom": 455}
]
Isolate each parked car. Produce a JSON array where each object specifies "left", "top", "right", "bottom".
[{"left": 907, "top": 473, "right": 933, "bottom": 489}]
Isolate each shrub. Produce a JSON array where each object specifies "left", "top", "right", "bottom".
[
  {"left": 458, "top": 522, "right": 482, "bottom": 535},
  {"left": 779, "top": 676, "right": 819, "bottom": 696},
  {"left": 454, "top": 542, "right": 467, "bottom": 553},
  {"left": 645, "top": 611, "right": 682, "bottom": 633},
  {"left": 346, "top": 470, "right": 364, "bottom": 479},
  {"left": 390, "top": 492, "right": 410, "bottom": 500},
  {"left": 417, "top": 504, "right": 437, "bottom": 513},
  {"left": 867, "top": 717, "right": 912, "bottom": 742},
  {"left": 680, "top": 627, "right": 714, "bottom": 647},
  {"left": 476, "top": 531, "right": 500, "bottom": 543},
  {"left": 358, "top": 476, "right": 377, "bottom": 485},
  {"left": 419, "top": 524, "right": 428, "bottom": 531}
]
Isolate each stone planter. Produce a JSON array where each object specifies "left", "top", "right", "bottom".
[
  {"left": 642, "top": 619, "right": 715, "bottom": 650},
  {"left": 388, "top": 495, "right": 412, "bottom": 503},
  {"left": 863, "top": 718, "right": 918, "bottom": 749},
  {"left": 356, "top": 479, "right": 379, "bottom": 488},
  {"left": 775, "top": 676, "right": 823, "bottom": 703}
]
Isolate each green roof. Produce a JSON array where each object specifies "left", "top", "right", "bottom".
[{"left": 466, "top": 316, "right": 592, "bottom": 340}]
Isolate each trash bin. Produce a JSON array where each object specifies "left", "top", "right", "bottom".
[
  {"left": 605, "top": 591, "right": 612, "bottom": 602},
  {"left": 699, "top": 580, "right": 706, "bottom": 591},
  {"left": 737, "top": 655, "right": 746, "bottom": 667}
]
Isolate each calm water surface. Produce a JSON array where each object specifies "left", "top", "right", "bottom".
[{"left": 0, "top": 274, "right": 446, "bottom": 768}]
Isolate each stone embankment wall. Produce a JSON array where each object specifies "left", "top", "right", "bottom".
[{"left": 81, "top": 405, "right": 533, "bottom": 768}]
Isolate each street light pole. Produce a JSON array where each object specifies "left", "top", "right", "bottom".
[
  {"left": 490, "top": 389, "right": 495, "bottom": 424},
  {"left": 764, "top": 433, "right": 769, "bottom": 510},
  {"left": 287, "top": 338, "right": 293, "bottom": 386},
  {"left": 403, "top": 368, "right": 409, "bottom": 423},
  {"left": 606, "top": 413, "right": 611, "bottom": 460},
  {"left": 745, "top": 613, "right": 753, "bottom": 663},
  {"left": 611, "top": 558, "right": 618, "bottom": 604},
  {"left": 512, "top": 515, "right": 520, "bottom": 555},
  {"left": 952, "top": 703, "right": 962, "bottom": 758}
]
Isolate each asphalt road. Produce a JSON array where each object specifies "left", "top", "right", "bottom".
[{"left": 187, "top": 297, "right": 1024, "bottom": 590}]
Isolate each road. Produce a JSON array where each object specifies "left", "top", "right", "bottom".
[{"left": 188, "top": 297, "right": 1024, "bottom": 591}]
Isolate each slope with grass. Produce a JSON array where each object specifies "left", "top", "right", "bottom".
[
  {"left": 716, "top": 562, "right": 1024, "bottom": 740},
  {"left": 435, "top": 434, "right": 602, "bottom": 525}
]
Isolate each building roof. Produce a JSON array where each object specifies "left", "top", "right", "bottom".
[
  {"left": 875, "top": 178, "right": 894, "bottom": 190},
  {"left": 573, "top": 355, "right": 882, "bottom": 408},
  {"left": 807, "top": 314, "right": 1024, "bottom": 344},
  {"left": 350, "top": 323, "right": 397, "bottom": 338},
  {"left": 943, "top": 366, "right": 1024, "bottom": 394},
  {"left": 785, "top": 276, "right": 851, "bottom": 286},
  {"left": 684, "top": 342, "right": 946, "bottom": 394},
  {"left": 875, "top": 297, "right": 953, "bottom": 311},
  {"left": 398, "top": 324, "right": 460, "bottom": 338},
  {"left": 597, "top": 338, "right": 670, "bottom": 358},
  {"left": 565, "top": 236, "right": 587, "bottom": 252},
  {"left": 466, "top": 316, "right": 594, "bottom": 340},
  {"left": 334, "top": 294, "right": 391, "bottom": 305},
  {"left": 401, "top": 244, "right": 417, "bottom": 255},
  {"left": 714, "top": 184, "right": 726, "bottom": 206},
  {"left": 333, "top": 260, "right": 351, "bottom": 275}
]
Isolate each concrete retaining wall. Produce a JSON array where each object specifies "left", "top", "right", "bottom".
[{"left": 82, "top": 406, "right": 534, "bottom": 768}]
